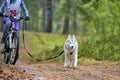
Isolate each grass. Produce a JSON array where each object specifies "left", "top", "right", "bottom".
[
  {"left": 20, "top": 31, "right": 66, "bottom": 62},
  {"left": 18, "top": 31, "right": 120, "bottom": 63}
]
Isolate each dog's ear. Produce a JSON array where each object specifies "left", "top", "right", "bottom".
[
  {"left": 73, "top": 35, "right": 76, "bottom": 38},
  {"left": 73, "top": 35, "right": 77, "bottom": 40},
  {"left": 73, "top": 35, "right": 75, "bottom": 38},
  {"left": 68, "top": 35, "right": 71, "bottom": 38}
]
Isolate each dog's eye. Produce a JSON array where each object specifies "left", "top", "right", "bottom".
[{"left": 67, "top": 41, "right": 69, "bottom": 42}]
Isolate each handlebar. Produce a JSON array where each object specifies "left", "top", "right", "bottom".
[{"left": 0, "top": 14, "right": 25, "bottom": 21}]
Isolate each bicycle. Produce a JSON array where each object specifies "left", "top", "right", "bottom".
[{"left": 0, "top": 14, "right": 25, "bottom": 65}]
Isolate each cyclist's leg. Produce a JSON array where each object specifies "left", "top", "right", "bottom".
[
  {"left": 1, "top": 17, "right": 11, "bottom": 43},
  {"left": 14, "top": 20, "right": 20, "bottom": 32}
]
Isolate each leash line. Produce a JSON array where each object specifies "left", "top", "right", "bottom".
[
  {"left": 22, "top": 20, "right": 64, "bottom": 61},
  {"left": 22, "top": 20, "right": 38, "bottom": 61},
  {"left": 36, "top": 51, "right": 64, "bottom": 61}
]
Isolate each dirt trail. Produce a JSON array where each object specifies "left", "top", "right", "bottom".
[
  {"left": 17, "top": 62, "right": 120, "bottom": 80},
  {"left": 1, "top": 58, "right": 120, "bottom": 80}
]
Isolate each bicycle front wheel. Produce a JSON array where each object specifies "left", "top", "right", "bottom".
[
  {"left": 3, "top": 42, "right": 10, "bottom": 64},
  {"left": 10, "top": 32, "right": 19, "bottom": 65}
]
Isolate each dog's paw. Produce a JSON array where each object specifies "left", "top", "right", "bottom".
[{"left": 64, "top": 64, "right": 68, "bottom": 67}]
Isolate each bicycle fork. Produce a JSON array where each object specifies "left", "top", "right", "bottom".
[
  {"left": 9, "top": 32, "right": 12, "bottom": 49},
  {"left": 9, "top": 22, "right": 15, "bottom": 49}
]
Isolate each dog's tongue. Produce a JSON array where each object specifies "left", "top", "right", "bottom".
[{"left": 70, "top": 49, "right": 73, "bottom": 53}]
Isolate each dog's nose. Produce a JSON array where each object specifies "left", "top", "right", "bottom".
[{"left": 71, "top": 46, "right": 73, "bottom": 49}]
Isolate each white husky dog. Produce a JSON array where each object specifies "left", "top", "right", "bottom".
[{"left": 64, "top": 35, "right": 78, "bottom": 68}]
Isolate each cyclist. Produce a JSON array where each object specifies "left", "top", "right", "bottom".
[{"left": 0, "top": 0, "right": 30, "bottom": 43}]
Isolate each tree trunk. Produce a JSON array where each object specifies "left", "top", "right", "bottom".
[
  {"left": 40, "top": 0, "right": 46, "bottom": 32},
  {"left": 42, "top": 7, "right": 46, "bottom": 32},
  {"left": 72, "top": 0, "right": 77, "bottom": 33},
  {"left": 72, "top": 9, "right": 77, "bottom": 33},
  {"left": 62, "top": 16, "right": 69, "bottom": 34},
  {"left": 46, "top": 0, "right": 53, "bottom": 33}
]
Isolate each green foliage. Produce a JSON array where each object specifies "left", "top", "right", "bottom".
[
  {"left": 21, "top": 32, "right": 120, "bottom": 63},
  {"left": 78, "top": 35, "right": 120, "bottom": 61}
]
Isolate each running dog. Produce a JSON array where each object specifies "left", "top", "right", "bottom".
[{"left": 64, "top": 35, "right": 78, "bottom": 68}]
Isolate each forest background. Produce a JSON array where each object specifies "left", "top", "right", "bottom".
[{"left": 0, "top": 0, "right": 120, "bottom": 62}]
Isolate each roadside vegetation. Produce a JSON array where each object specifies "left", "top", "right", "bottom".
[{"left": 21, "top": 31, "right": 120, "bottom": 63}]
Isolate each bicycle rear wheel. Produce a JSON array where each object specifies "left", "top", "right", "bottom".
[{"left": 10, "top": 32, "right": 19, "bottom": 65}]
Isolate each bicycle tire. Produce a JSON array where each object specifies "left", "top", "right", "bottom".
[
  {"left": 3, "top": 40, "right": 10, "bottom": 64},
  {"left": 4, "top": 52, "right": 10, "bottom": 64},
  {"left": 10, "top": 32, "right": 19, "bottom": 65}
]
